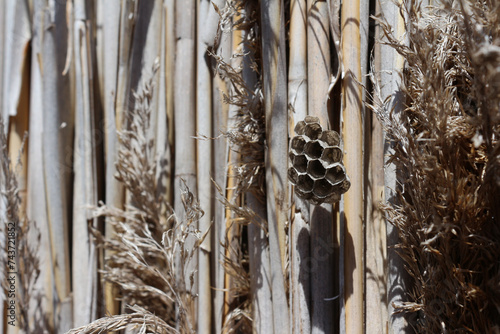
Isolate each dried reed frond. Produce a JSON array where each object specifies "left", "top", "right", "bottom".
[
  {"left": 208, "top": 2, "right": 266, "bottom": 332},
  {"left": 0, "top": 115, "right": 44, "bottom": 332},
  {"left": 220, "top": 233, "right": 252, "bottom": 333},
  {"left": 210, "top": 44, "right": 265, "bottom": 200},
  {"left": 372, "top": 1, "right": 500, "bottom": 332},
  {"left": 77, "top": 66, "right": 206, "bottom": 334},
  {"left": 66, "top": 304, "right": 177, "bottom": 334}
]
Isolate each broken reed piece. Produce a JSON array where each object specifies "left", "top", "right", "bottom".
[{"left": 288, "top": 116, "right": 350, "bottom": 204}]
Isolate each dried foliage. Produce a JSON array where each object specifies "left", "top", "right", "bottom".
[
  {"left": 78, "top": 69, "right": 205, "bottom": 334},
  {"left": 67, "top": 304, "right": 177, "bottom": 334},
  {"left": 209, "top": 1, "right": 267, "bottom": 332},
  {"left": 211, "top": 1, "right": 265, "bottom": 200},
  {"left": 372, "top": 1, "right": 500, "bottom": 332},
  {"left": 0, "top": 116, "right": 45, "bottom": 332}
]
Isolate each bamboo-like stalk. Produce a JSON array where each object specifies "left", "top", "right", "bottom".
[
  {"left": 240, "top": 24, "right": 274, "bottom": 333},
  {"left": 212, "top": 27, "right": 232, "bottom": 334},
  {"left": 222, "top": 24, "right": 244, "bottom": 327},
  {"left": 246, "top": 194, "right": 273, "bottom": 334},
  {"left": 156, "top": 3, "right": 170, "bottom": 209},
  {"left": 71, "top": 0, "right": 98, "bottom": 327},
  {"left": 260, "top": 0, "right": 290, "bottom": 332},
  {"left": 40, "top": 0, "right": 74, "bottom": 330},
  {"left": 1, "top": 0, "right": 30, "bottom": 127},
  {"left": 341, "top": 0, "right": 364, "bottom": 333},
  {"left": 363, "top": 2, "right": 396, "bottom": 333},
  {"left": 222, "top": 150, "right": 240, "bottom": 327},
  {"left": 98, "top": 0, "right": 124, "bottom": 317},
  {"left": 26, "top": 3, "right": 54, "bottom": 330},
  {"left": 165, "top": 0, "right": 175, "bottom": 204},
  {"left": 196, "top": 2, "right": 213, "bottom": 332},
  {"left": 307, "top": 0, "right": 336, "bottom": 333},
  {"left": 364, "top": 105, "right": 388, "bottom": 333},
  {"left": 378, "top": 1, "right": 409, "bottom": 332},
  {"left": 288, "top": 1, "right": 311, "bottom": 333},
  {"left": 115, "top": 0, "right": 136, "bottom": 127},
  {"left": 365, "top": 15, "right": 388, "bottom": 328},
  {"left": 326, "top": 2, "right": 343, "bottom": 332},
  {"left": 174, "top": 0, "right": 197, "bottom": 325}
]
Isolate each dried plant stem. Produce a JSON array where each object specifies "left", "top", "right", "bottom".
[
  {"left": 289, "top": 0, "right": 310, "bottom": 332},
  {"left": 213, "top": 27, "right": 232, "bottom": 334},
  {"left": 376, "top": 1, "right": 408, "bottom": 332},
  {"left": 341, "top": 0, "right": 364, "bottom": 333},
  {"left": 364, "top": 44, "right": 387, "bottom": 331},
  {"left": 26, "top": 3, "right": 54, "bottom": 329},
  {"left": 307, "top": 0, "right": 335, "bottom": 332},
  {"left": 40, "top": 0, "right": 74, "bottom": 330},
  {"left": 222, "top": 25, "right": 244, "bottom": 326},
  {"left": 260, "top": 0, "right": 290, "bottom": 332},
  {"left": 174, "top": 0, "right": 197, "bottom": 324},
  {"left": 223, "top": 149, "right": 240, "bottom": 326},
  {"left": 247, "top": 194, "right": 273, "bottom": 334},
  {"left": 165, "top": 0, "right": 175, "bottom": 204},
  {"left": 196, "top": 1, "right": 213, "bottom": 333},
  {"left": 1, "top": 0, "right": 30, "bottom": 125},
  {"left": 71, "top": 2, "right": 98, "bottom": 326},
  {"left": 99, "top": 0, "right": 126, "bottom": 317}
]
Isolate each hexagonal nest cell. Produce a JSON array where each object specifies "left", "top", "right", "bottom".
[{"left": 288, "top": 116, "right": 350, "bottom": 204}]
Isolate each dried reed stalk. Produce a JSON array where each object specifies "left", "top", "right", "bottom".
[
  {"left": 40, "top": 0, "right": 74, "bottom": 330},
  {"left": 196, "top": 1, "right": 213, "bottom": 333},
  {"left": 289, "top": 0, "right": 311, "bottom": 332},
  {"left": 307, "top": 1, "right": 337, "bottom": 333},
  {"left": 212, "top": 12, "right": 232, "bottom": 333},
  {"left": 174, "top": 1, "right": 198, "bottom": 324},
  {"left": 98, "top": 0, "right": 126, "bottom": 317},
  {"left": 25, "top": 3, "right": 55, "bottom": 329},
  {"left": 341, "top": 0, "right": 364, "bottom": 333},
  {"left": 260, "top": 1, "right": 290, "bottom": 331},
  {"left": 1, "top": 0, "right": 30, "bottom": 126},
  {"left": 165, "top": 0, "right": 175, "bottom": 205},
  {"left": 372, "top": 0, "right": 409, "bottom": 332},
  {"left": 363, "top": 3, "right": 391, "bottom": 330},
  {"left": 71, "top": 1, "right": 98, "bottom": 326}
]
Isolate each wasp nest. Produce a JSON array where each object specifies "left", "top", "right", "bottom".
[{"left": 288, "top": 116, "right": 350, "bottom": 204}]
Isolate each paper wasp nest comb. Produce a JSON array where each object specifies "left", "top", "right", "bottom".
[{"left": 288, "top": 116, "right": 350, "bottom": 205}]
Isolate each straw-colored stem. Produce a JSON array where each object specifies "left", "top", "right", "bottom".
[
  {"left": 26, "top": 3, "right": 54, "bottom": 329},
  {"left": 38, "top": 0, "right": 74, "bottom": 330},
  {"left": 260, "top": 0, "right": 290, "bottom": 332},
  {"left": 196, "top": 1, "right": 213, "bottom": 333},
  {"left": 100, "top": 0, "right": 126, "bottom": 317},
  {"left": 165, "top": 0, "right": 175, "bottom": 204},
  {"left": 213, "top": 27, "right": 232, "bottom": 334},
  {"left": 71, "top": 1, "right": 98, "bottom": 326},
  {"left": 223, "top": 25, "right": 244, "bottom": 327},
  {"left": 240, "top": 25, "right": 274, "bottom": 333},
  {"left": 307, "top": 0, "right": 337, "bottom": 333},
  {"left": 174, "top": 0, "right": 197, "bottom": 324},
  {"left": 378, "top": 1, "right": 409, "bottom": 332},
  {"left": 341, "top": 0, "right": 364, "bottom": 333},
  {"left": 289, "top": 0, "right": 310, "bottom": 332}
]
